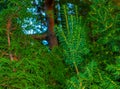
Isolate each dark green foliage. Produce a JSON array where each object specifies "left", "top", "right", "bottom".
[
  {"left": 56, "top": 1, "right": 120, "bottom": 89},
  {"left": 0, "top": 1, "right": 66, "bottom": 89},
  {"left": 0, "top": 48, "right": 66, "bottom": 89},
  {"left": 0, "top": 24, "right": 66, "bottom": 88},
  {"left": 0, "top": 0, "right": 120, "bottom": 89},
  {"left": 0, "top": 58, "right": 46, "bottom": 89},
  {"left": 0, "top": 34, "right": 66, "bottom": 88},
  {"left": 87, "top": 0, "right": 120, "bottom": 84}
]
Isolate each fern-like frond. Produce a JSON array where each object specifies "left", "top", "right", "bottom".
[{"left": 56, "top": 5, "right": 89, "bottom": 66}]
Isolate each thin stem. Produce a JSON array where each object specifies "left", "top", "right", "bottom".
[{"left": 6, "top": 18, "right": 13, "bottom": 61}]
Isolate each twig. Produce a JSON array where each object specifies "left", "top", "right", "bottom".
[
  {"left": 73, "top": 62, "right": 79, "bottom": 75},
  {"left": 6, "top": 18, "right": 13, "bottom": 61},
  {"left": 73, "top": 62, "right": 83, "bottom": 88}
]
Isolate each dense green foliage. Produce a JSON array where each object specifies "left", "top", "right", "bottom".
[
  {"left": 56, "top": 2, "right": 120, "bottom": 88},
  {"left": 0, "top": 0, "right": 120, "bottom": 89}
]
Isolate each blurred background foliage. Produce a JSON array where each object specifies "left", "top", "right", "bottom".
[{"left": 0, "top": 0, "right": 120, "bottom": 89}]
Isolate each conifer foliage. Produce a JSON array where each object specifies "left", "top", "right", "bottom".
[{"left": 0, "top": 0, "right": 120, "bottom": 89}]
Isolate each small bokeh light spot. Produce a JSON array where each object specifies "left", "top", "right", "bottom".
[{"left": 42, "top": 40, "right": 48, "bottom": 45}]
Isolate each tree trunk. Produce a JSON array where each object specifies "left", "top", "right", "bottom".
[{"left": 45, "top": 0, "right": 58, "bottom": 49}]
